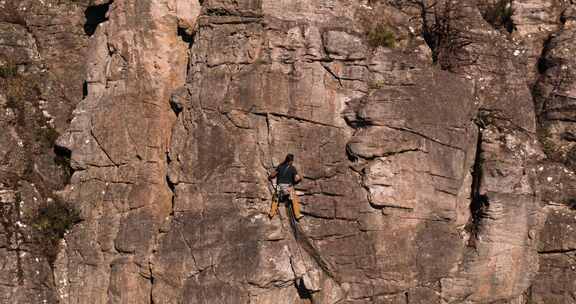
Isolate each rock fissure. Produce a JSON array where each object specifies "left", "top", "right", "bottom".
[
  {"left": 465, "top": 125, "right": 490, "bottom": 247},
  {"left": 320, "top": 64, "right": 343, "bottom": 87},
  {"left": 84, "top": 2, "right": 112, "bottom": 37},
  {"left": 88, "top": 128, "right": 119, "bottom": 167}
]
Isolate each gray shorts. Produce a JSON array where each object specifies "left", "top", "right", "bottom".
[{"left": 277, "top": 183, "right": 292, "bottom": 199}]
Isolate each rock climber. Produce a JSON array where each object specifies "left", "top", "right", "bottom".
[{"left": 268, "top": 153, "right": 303, "bottom": 220}]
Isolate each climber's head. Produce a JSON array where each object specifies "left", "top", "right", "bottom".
[{"left": 283, "top": 153, "right": 294, "bottom": 165}]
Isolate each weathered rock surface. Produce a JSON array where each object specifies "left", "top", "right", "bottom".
[
  {"left": 0, "top": 0, "right": 88, "bottom": 302},
  {"left": 2, "top": 0, "right": 576, "bottom": 303}
]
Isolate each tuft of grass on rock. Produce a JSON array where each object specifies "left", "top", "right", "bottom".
[
  {"left": 37, "top": 127, "right": 61, "bottom": 149},
  {"left": 366, "top": 23, "right": 396, "bottom": 48},
  {"left": 32, "top": 199, "right": 81, "bottom": 264},
  {"left": 368, "top": 79, "right": 386, "bottom": 90},
  {"left": 0, "top": 63, "right": 17, "bottom": 78}
]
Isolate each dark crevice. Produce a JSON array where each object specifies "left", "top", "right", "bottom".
[
  {"left": 567, "top": 198, "right": 576, "bottom": 210},
  {"left": 177, "top": 27, "right": 194, "bottom": 44},
  {"left": 465, "top": 124, "right": 490, "bottom": 248},
  {"left": 295, "top": 278, "right": 313, "bottom": 301},
  {"left": 347, "top": 118, "right": 373, "bottom": 130},
  {"left": 170, "top": 96, "right": 184, "bottom": 116},
  {"left": 177, "top": 26, "right": 194, "bottom": 80},
  {"left": 205, "top": 8, "right": 236, "bottom": 17},
  {"left": 538, "top": 248, "right": 576, "bottom": 254},
  {"left": 345, "top": 144, "right": 359, "bottom": 162},
  {"left": 82, "top": 81, "right": 88, "bottom": 99},
  {"left": 372, "top": 203, "right": 414, "bottom": 211},
  {"left": 561, "top": 132, "right": 576, "bottom": 142},
  {"left": 480, "top": 0, "right": 515, "bottom": 33},
  {"left": 536, "top": 36, "right": 555, "bottom": 74},
  {"left": 84, "top": 2, "right": 112, "bottom": 36},
  {"left": 166, "top": 173, "right": 176, "bottom": 213},
  {"left": 525, "top": 286, "right": 533, "bottom": 303},
  {"left": 321, "top": 64, "right": 343, "bottom": 87},
  {"left": 166, "top": 175, "right": 176, "bottom": 193},
  {"left": 166, "top": 153, "right": 176, "bottom": 216},
  {"left": 149, "top": 262, "right": 156, "bottom": 304},
  {"left": 252, "top": 111, "right": 340, "bottom": 129},
  {"left": 54, "top": 145, "right": 74, "bottom": 184}
]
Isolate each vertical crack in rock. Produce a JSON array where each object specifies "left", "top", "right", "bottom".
[
  {"left": 177, "top": 27, "right": 194, "bottom": 79},
  {"left": 177, "top": 27, "right": 194, "bottom": 44},
  {"left": 465, "top": 119, "right": 490, "bottom": 248},
  {"left": 532, "top": 14, "right": 568, "bottom": 162},
  {"left": 146, "top": 3, "right": 203, "bottom": 299},
  {"left": 82, "top": 80, "right": 88, "bottom": 99},
  {"left": 165, "top": 164, "right": 176, "bottom": 217},
  {"left": 294, "top": 277, "right": 313, "bottom": 302},
  {"left": 287, "top": 204, "right": 340, "bottom": 284},
  {"left": 536, "top": 36, "right": 554, "bottom": 76},
  {"left": 84, "top": 2, "right": 112, "bottom": 36},
  {"left": 149, "top": 261, "right": 155, "bottom": 304}
]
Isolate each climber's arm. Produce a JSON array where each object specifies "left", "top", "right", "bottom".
[
  {"left": 293, "top": 166, "right": 302, "bottom": 184},
  {"left": 268, "top": 169, "right": 278, "bottom": 180},
  {"left": 294, "top": 174, "right": 302, "bottom": 184}
]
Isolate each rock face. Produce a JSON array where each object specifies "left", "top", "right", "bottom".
[{"left": 1, "top": 0, "right": 576, "bottom": 303}]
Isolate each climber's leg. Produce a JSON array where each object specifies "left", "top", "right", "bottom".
[
  {"left": 269, "top": 194, "right": 279, "bottom": 219},
  {"left": 291, "top": 189, "right": 302, "bottom": 220}
]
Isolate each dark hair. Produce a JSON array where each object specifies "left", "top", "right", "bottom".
[{"left": 282, "top": 153, "right": 294, "bottom": 165}]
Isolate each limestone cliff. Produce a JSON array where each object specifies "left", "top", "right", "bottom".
[{"left": 1, "top": 0, "right": 575, "bottom": 303}]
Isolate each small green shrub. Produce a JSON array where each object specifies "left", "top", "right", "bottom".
[
  {"left": 254, "top": 57, "right": 268, "bottom": 65},
  {"left": 0, "top": 64, "right": 17, "bottom": 78},
  {"left": 4, "top": 78, "right": 28, "bottom": 127},
  {"left": 32, "top": 200, "right": 81, "bottom": 264},
  {"left": 3, "top": 75, "right": 43, "bottom": 128},
  {"left": 539, "top": 127, "right": 558, "bottom": 159},
  {"left": 540, "top": 137, "right": 556, "bottom": 156},
  {"left": 367, "top": 23, "right": 396, "bottom": 48},
  {"left": 5, "top": 97, "right": 20, "bottom": 112},
  {"left": 4, "top": 77, "right": 27, "bottom": 101},
  {"left": 368, "top": 79, "right": 386, "bottom": 90},
  {"left": 482, "top": 0, "right": 515, "bottom": 33},
  {"left": 37, "top": 127, "right": 60, "bottom": 149}
]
